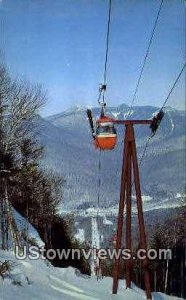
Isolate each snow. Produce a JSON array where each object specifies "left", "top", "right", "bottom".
[
  {"left": 14, "top": 210, "right": 44, "bottom": 248},
  {"left": 112, "top": 112, "right": 120, "bottom": 119},
  {"left": 91, "top": 217, "right": 100, "bottom": 249},
  {"left": 91, "top": 217, "right": 101, "bottom": 274},
  {"left": 75, "top": 229, "right": 85, "bottom": 243},
  {"left": 123, "top": 110, "right": 134, "bottom": 119},
  {"left": 152, "top": 110, "right": 160, "bottom": 118},
  {"left": 175, "top": 193, "right": 182, "bottom": 199},
  {"left": 0, "top": 250, "right": 183, "bottom": 300},
  {"left": 166, "top": 111, "right": 175, "bottom": 134},
  {"left": 103, "top": 216, "right": 113, "bottom": 225},
  {"left": 61, "top": 193, "right": 184, "bottom": 218}
]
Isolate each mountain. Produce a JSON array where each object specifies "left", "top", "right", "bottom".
[{"left": 36, "top": 104, "right": 185, "bottom": 210}]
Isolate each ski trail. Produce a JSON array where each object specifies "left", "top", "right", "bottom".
[{"left": 91, "top": 217, "right": 101, "bottom": 275}]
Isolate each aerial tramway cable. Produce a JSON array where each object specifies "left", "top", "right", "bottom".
[
  {"left": 139, "top": 61, "right": 186, "bottom": 167},
  {"left": 91, "top": 0, "right": 113, "bottom": 278},
  {"left": 86, "top": 0, "right": 185, "bottom": 288},
  {"left": 97, "top": 149, "right": 102, "bottom": 217},
  {"left": 118, "top": 0, "right": 165, "bottom": 180},
  {"left": 96, "top": 0, "right": 113, "bottom": 211},
  {"left": 127, "top": 0, "right": 164, "bottom": 118},
  {"left": 160, "top": 62, "right": 186, "bottom": 111},
  {"left": 103, "top": 0, "right": 112, "bottom": 86},
  {"left": 98, "top": 0, "right": 112, "bottom": 109}
]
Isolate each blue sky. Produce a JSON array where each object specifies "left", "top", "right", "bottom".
[{"left": 0, "top": 0, "right": 185, "bottom": 116}]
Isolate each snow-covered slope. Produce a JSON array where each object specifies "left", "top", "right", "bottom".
[
  {"left": 14, "top": 209, "right": 44, "bottom": 247},
  {"left": 0, "top": 251, "right": 183, "bottom": 300}
]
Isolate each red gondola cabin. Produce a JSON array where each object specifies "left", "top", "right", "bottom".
[{"left": 94, "top": 116, "right": 117, "bottom": 150}]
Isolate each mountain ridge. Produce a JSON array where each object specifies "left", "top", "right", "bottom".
[{"left": 37, "top": 104, "right": 185, "bottom": 210}]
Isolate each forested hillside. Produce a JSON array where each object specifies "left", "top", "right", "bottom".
[{"left": 37, "top": 105, "right": 185, "bottom": 210}]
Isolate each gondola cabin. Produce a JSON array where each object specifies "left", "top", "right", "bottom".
[{"left": 94, "top": 116, "right": 117, "bottom": 150}]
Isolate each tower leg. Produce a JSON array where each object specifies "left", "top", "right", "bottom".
[
  {"left": 112, "top": 124, "right": 152, "bottom": 299},
  {"left": 126, "top": 142, "right": 132, "bottom": 289},
  {"left": 131, "top": 126, "right": 152, "bottom": 300},
  {"left": 112, "top": 126, "right": 130, "bottom": 294}
]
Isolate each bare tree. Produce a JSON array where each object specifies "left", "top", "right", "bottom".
[
  {"left": 0, "top": 63, "right": 46, "bottom": 251},
  {"left": 4, "top": 79, "right": 46, "bottom": 152}
]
